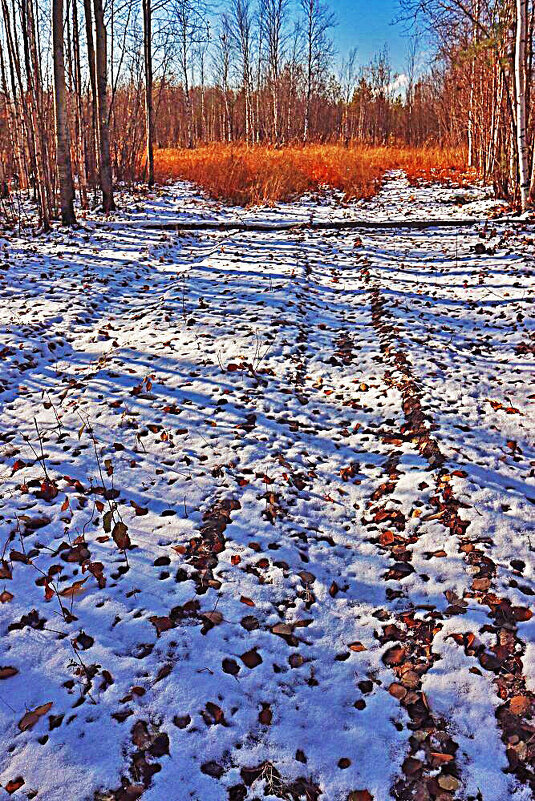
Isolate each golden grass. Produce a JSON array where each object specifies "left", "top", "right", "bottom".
[{"left": 153, "top": 143, "right": 472, "bottom": 206}]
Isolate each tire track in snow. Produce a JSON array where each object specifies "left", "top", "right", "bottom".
[
  {"left": 327, "top": 272, "right": 463, "bottom": 801},
  {"left": 366, "top": 266, "right": 534, "bottom": 797}
]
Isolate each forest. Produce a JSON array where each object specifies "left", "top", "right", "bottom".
[{"left": 1, "top": 0, "right": 535, "bottom": 224}]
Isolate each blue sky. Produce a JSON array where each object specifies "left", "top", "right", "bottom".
[{"left": 329, "top": 0, "right": 411, "bottom": 74}]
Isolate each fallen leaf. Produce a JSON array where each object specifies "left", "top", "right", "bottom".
[
  {"left": 149, "top": 616, "right": 175, "bottom": 636},
  {"left": 202, "top": 610, "right": 223, "bottom": 626},
  {"left": 18, "top": 702, "right": 53, "bottom": 732},
  {"left": 59, "top": 578, "right": 88, "bottom": 598},
  {"left": 271, "top": 623, "right": 294, "bottom": 637},
  {"left": 240, "top": 595, "right": 255, "bottom": 606},
  {"left": 130, "top": 501, "right": 148, "bottom": 516},
  {"left": 512, "top": 606, "right": 532, "bottom": 622},
  {"left": 259, "top": 703, "right": 272, "bottom": 725},
  {"left": 0, "top": 667, "right": 19, "bottom": 680},
  {"left": 222, "top": 658, "right": 240, "bottom": 675},
  {"left": 0, "top": 561, "right": 13, "bottom": 580},
  {"left": 430, "top": 752, "right": 455, "bottom": 765},
  {"left": 112, "top": 521, "right": 131, "bottom": 550},
  {"left": 509, "top": 694, "right": 532, "bottom": 716},
  {"left": 388, "top": 682, "right": 407, "bottom": 700},
  {"left": 240, "top": 649, "right": 262, "bottom": 669},
  {"left": 437, "top": 775, "right": 459, "bottom": 792},
  {"left": 382, "top": 645, "right": 406, "bottom": 667},
  {"left": 38, "top": 481, "right": 58, "bottom": 502},
  {"left": 5, "top": 777, "right": 24, "bottom": 795}
]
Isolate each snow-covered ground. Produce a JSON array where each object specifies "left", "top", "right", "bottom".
[{"left": 0, "top": 174, "right": 533, "bottom": 801}]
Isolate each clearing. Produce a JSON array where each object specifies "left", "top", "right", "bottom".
[{"left": 0, "top": 174, "right": 533, "bottom": 801}]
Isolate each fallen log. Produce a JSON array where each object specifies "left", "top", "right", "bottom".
[{"left": 112, "top": 216, "right": 532, "bottom": 233}]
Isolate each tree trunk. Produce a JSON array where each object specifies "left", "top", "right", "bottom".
[
  {"left": 52, "top": 0, "right": 76, "bottom": 224},
  {"left": 515, "top": 0, "right": 530, "bottom": 210},
  {"left": 22, "top": 0, "right": 52, "bottom": 228},
  {"left": 72, "top": 0, "right": 88, "bottom": 207},
  {"left": 93, "top": 0, "right": 115, "bottom": 211},
  {"left": 180, "top": 30, "right": 194, "bottom": 148},
  {"left": 0, "top": 10, "right": 25, "bottom": 186},
  {"left": 303, "top": 12, "right": 312, "bottom": 142},
  {"left": 142, "top": 0, "right": 154, "bottom": 186},
  {"left": 83, "top": 0, "right": 98, "bottom": 192}
]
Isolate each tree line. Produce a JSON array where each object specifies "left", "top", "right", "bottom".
[
  {"left": 1, "top": 0, "right": 535, "bottom": 227},
  {"left": 404, "top": 0, "right": 535, "bottom": 211}
]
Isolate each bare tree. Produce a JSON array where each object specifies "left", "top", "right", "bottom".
[
  {"left": 231, "top": 0, "right": 253, "bottom": 142},
  {"left": 93, "top": 0, "right": 115, "bottom": 210},
  {"left": 213, "top": 14, "right": 234, "bottom": 141},
  {"left": 23, "top": 0, "right": 53, "bottom": 227},
  {"left": 261, "top": 0, "right": 289, "bottom": 142},
  {"left": 52, "top": 0, "right": 77, "bottom": 224},
  {"left": 516, "top": 0, "right": 530, "bottom": 210},
  {"left": 301, "top": 0, "right": 335, "bottom": 142},
  {"left": 143, "top": 0, "right": 154, "bottom": 185},
  {"left": 171, "top": 0, "right": 209, "bottom": 147},
  {"left": 83, "top": 0, "right": 99, "bottom": 193},
  {"left": 405, "top": 34, "right": 419, "bottom": 144},
  {"left": 71, "top": 0, "right": 89, "bottom": 207},
  {"left": 339, "top": 47, "right": 358, "bottom": 143}
]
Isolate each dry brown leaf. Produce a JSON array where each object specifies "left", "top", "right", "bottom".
[
  {"left": 240, "top": 595, "right": 255, "bottom": 606},
  {"left": 272, "top": 623, "right": 294, "bottom": 637},
  {"left": 0, "top": 666, "right": 19, "bottom": 680},
  {"left": 202, "top": 610, "right": 223, "bottom": 626},
  {"left": 5, "top": 777, "right": 24, "bottom": 795},
  {"left": 59, "top": 578, "right": 88, "bottom": 598},
  {"left": 18, "top": 702, "right": 53, "bottom": 732},
  {"left": 149, "top": 616, "right": 175, "bottom": 636},
  {"left": 241, "top": 649, "right": 262, "bottom": 669},
  {"left": 509, "top": 694, "right": 532, "bottom": 716},
  {"left": 112, "top": 521, "right": 131, "bottom": 550},
  {"left": 0, "top": 561, "right": 12, "bottom": 580}
]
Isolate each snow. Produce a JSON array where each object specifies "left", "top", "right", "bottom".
[{"left": 0, "top": 173, "right": 533, "bottom": 801}]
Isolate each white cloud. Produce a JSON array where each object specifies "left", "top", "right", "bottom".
[{"left": 388, "top": 73, "right": 409, "bottom": 96}]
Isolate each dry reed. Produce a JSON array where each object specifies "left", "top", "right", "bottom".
[{"left": 153, "top": 143, "right": 472, "bottom": 206}]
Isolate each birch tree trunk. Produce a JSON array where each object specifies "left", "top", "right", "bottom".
[
  {"left": 72, "top": 0, "right": 88, "bottom": 207},
  {"left": 52, "top": 0, "right": 76, "bottom": 224},
  {"left": 83, "top": 0, "right": 98, "bottom": 192},
  {"left": 303, "top": 0, "right": 313, "bottom": 142},
  {"left": 143, "top": 0, "right": 154, "bottom": 186},
  {"left": 0, "top": 11, "right": 25, "bottom": 186},
  {"left": 93, "top": 0, "right": 115, "bottom": 211},
  {"left": 22, "top": 0, "right": 52, "bottom": 227},
  {"left": 467, "top": 62, "right": 475, "bottom": 166},
  {"left": 515, "top": 0, "right": 530, "bottom": 210},
  {"left": 180, "top": 29, "right": 194, "bottom": 148}
]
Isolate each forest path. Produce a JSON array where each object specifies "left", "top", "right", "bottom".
[{"left": 0, "top": 177, "right": 533, "bottom": 801}]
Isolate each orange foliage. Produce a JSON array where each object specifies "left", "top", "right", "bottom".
[{"left": 153, "top": 144, "right": 472, "bottom": 206}]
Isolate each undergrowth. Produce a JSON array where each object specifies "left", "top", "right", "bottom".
[{"left": 153, "top": 143, "right": 473, "bottom": 206}]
